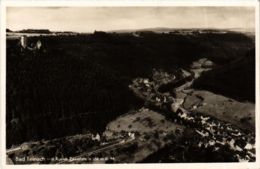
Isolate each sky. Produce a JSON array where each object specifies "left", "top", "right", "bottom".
[{"left": 7, "top": 7, "right": 255, "bottom": 33}]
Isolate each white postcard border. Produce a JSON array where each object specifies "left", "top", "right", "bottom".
[{"left": 1, "top": 1, "right": 259, "bottom": 169}]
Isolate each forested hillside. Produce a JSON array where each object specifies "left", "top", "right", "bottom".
[{"left": 6, "top": 31, "right": 254, "bottom": 147}]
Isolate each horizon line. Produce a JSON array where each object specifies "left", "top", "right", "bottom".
[{"left": 6, "top": 27, "right": 255, "bottom": 33}]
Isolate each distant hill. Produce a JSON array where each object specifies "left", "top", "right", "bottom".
[
  {"left": 6, "top": 29, "right": 13, "bottom": 32},
  {"left": 110, "top": 27, "right": 255, "bottom": 34},
  {"left": 17, "top": 29, "right": 52, "bottom": 34},
  {"left": 7, "top": 29, "right": 82, "bottom": 36}
]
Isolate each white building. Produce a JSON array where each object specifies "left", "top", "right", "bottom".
[{"left": 20, "top": 35, "right": 28, "bottom": 49}]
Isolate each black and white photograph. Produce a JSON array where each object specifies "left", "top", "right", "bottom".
[{"left": 3, "top": 4, "right": 258, "bottom": 165}]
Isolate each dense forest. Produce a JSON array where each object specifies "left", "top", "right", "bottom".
[
  {"left": 193, "top": 48, "right": 255, "bottom": 102},
  {"left": 6, "top": 31, "right": 255, "bottom": 147}
]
